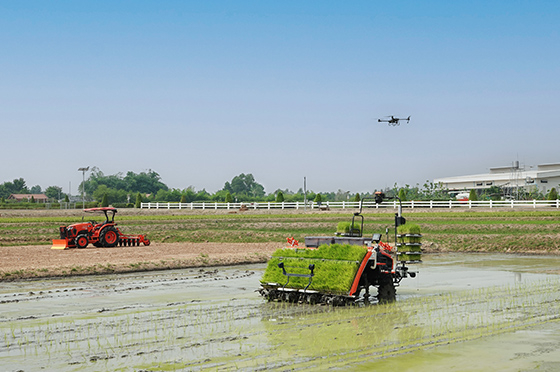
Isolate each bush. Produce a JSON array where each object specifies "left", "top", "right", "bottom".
[
  {"left": 0, "top": 202, "right": 47, "bottom": 209},
  {"left": 135, "top": 193, "right": 142, "bottom": 208},
  {"left": 111, "top": 203, "right": 134, "bottom": 208},
  {"left": 469, "top": 189, "right": 478, "bottom": 201},
  {"left": 100, "top": 194, "right": 109, "bottom": 207},
  {"left": 547, "top": 188, "right": 558, "bottom": 200},
  {"left": 276, "top": 191, "right": 284, "bottom": 203}
]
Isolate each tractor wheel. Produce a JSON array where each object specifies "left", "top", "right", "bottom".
[
  {"left": 75, "top": 234, "right": 89, "bottom": 249},
  {"left": 377, "top": 279, "right": 396, "bottom": 304},
  {"left": 143, "top": 239, "right": 150, "bottom": 246},
  {"left": 99, "top": 227, "right": 119, "bottom": 248}
]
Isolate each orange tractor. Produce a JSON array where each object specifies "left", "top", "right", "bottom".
[{"left": 51, "top": 207, "right": 150, "bottom": 249}]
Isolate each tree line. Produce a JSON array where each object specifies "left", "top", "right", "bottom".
[
  {"left": 14, "top": 168, "right": 557, "bottom": 206},
  {"left": 0, "top": 178, "right": 67, "bottom": 202},
  {"left": 0, "top": 167, "right": 454, "bottom": 207}
]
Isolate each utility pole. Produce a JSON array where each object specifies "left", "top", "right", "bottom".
[
  {"left": 78, "top": 167, "right": 89, "bottom": 209},
  {"left": 304, "top": 177, "right": 307, "bottom": 211}
]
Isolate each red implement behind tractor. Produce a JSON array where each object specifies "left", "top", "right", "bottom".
[{"left": 51, "top": 207, "right": 150, "bottom": 249}]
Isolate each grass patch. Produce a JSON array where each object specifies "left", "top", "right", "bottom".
[{"left": 1, "top": 209, "right": 560, "bottom": 254}]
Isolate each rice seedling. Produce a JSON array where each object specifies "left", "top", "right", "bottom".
[{"left": 261, "top": 244, "right": 368, "bottom": 294}]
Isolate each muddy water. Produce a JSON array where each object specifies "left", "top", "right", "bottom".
[{"left": 1, "top": 253, "right": 560, "bottom": 371}]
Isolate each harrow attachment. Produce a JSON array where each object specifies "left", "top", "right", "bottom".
[{"left": 118, "top": 235, "right": 150, "bottom": 247}]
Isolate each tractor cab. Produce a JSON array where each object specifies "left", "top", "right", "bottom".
[
  {"left": 85, "top": 207, "right": 117, "bottom": 224},
  {"left": 85, "top": 207, "right": 117, "bottom": 234}
]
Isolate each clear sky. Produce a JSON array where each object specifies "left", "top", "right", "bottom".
[{"left": 1, "top": 1, "right": 559, "bottom": 195}]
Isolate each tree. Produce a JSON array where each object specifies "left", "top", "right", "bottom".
[
  {"left": 30, "top": 185, "right": 42, "bottom": 194},
  {"left": 421, "top": 181, "right": 450, "bottom": 200},
  {"left": 353, "top": 193, "right": 360, "bottom": 202},
  {"left": 481, "top": 186, "right": 502, "bottom": 201},
  {"left": 223, "top": 173, "right": 265, "bottom": 199},
  {"left": 64, "top": 194, "right": 69, "bottom": 203},
  {"left": 334, "top": 189, "right": 350, "bottom": 202},
  {"left": 101, "top": 193, "right": 109, "bottom": 207},
  {"left": 276, "top": 191, "right": 284, "bottom": 203},
  {"left": 12, "top": 178, "right": 28, "bottom": 193},
  {"left": 469, "top": 189, "right": 478, "bottom": 201},
  {"left": 195, "top": 189, "right": 211, "bottom": 201},
  {"left": 225, "top": 192, "right": 233, "bottom": 203},
  {"left": 179, "top": 194, "right": 187, "bottom": 204},
  {"left": 135, "top": 192, "right": 143, "bottom": 208},
  {"left": 123, "top": 170, "right": 168, "bottom": 194},
  {"left": 93, "top": 185, "right": 127, "bottom": 204},
  {"left": 0, "top": 178, "right": 29, "bottom": 198},
  {"left": 547, "top": 187, "right": 558, "bottom": 200},
  {"left": 0, "top": 184, "right": 9, "bottom": 199},
  {"left": 45, "top": 186, "right": 64, "bottom": 201},
  {"left": 398, "top": 188, "right": 407, "bottom": 201},
  {"left": 314, "top": 193, "right": 322, "bottom": 204},
  {"left": 82, "top": 167, "right": 169, "bottom": 197}
]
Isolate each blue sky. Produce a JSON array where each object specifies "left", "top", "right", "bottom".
[{"left": 1, "top": 1, "right": 559, "bottom": 195}]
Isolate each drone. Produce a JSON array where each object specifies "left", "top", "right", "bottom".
[{"left": 378, "top": 116, "right": 411, "bottom": 126}]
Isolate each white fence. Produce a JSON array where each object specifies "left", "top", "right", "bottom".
[{"left": 141, "top": 199, "right": 560, "bottom": 210}]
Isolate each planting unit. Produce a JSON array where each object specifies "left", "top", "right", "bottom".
[
  {"left": 259, "top": 192, "right": 421, "bottom": 305},
  {"left": 396, "top": 224, "right": 423, "bottom": 262},
  {"left": 51, "top": 207, "right": 150, "bottom": 249}
]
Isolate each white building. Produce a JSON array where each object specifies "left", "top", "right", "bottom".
[{"left": 434, "top": 162, "right": 560, "bottom": 196}]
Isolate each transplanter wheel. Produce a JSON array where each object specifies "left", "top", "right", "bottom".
[
  {"left": 377, "top": 278, "right": 396, "bottom": 304},
  {"left": 99, "top": 227, "right": 119, "bottom": 248},
  {"left": 75, "top": 234, "right": 89, "bottom": 249},
  {"left": 306, "top": 294, "right": 321, "bottom": 305}
]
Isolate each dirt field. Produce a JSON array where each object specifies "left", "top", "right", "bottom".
[{"left": 0, "top": 242, "right": 279, "bottom": 280}]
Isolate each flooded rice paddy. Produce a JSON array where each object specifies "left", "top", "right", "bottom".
[{"left": 1, "top": 253, "right": 560, "bottom": 371}]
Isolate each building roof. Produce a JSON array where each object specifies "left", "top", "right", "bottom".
[
  {"left": 434, "top": 163, "right": 560, "bottom": 190},
  {"left": 8, "top": 193, "right": 49, "bottom": 200}
]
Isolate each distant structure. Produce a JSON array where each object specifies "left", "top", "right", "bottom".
[
  {"left": 8, "top": 193, "right": 49, "bottom": 202},
  {"left": 434, "top": 162, "right": 560, "bottom": 198}
]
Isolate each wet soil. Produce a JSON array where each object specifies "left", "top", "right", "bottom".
[
  {"left": 0, "top": 242, "right": 278, "bottom": 279},
  {"left": 1, "top": 254, "right": 560, "bottom": 371}
]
